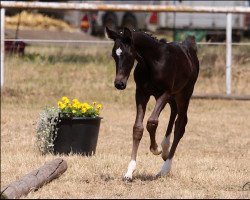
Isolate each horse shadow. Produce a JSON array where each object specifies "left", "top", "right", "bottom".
[
  {"left": 133, "top": 174, "right": 157, "bottom": 181},
  {"left": 131, "top": 173, "right": 172, "bottom": 182}
]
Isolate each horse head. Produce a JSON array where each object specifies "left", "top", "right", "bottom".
[{"left": 106, "top": 27, "right": 136, "bottom": 90}]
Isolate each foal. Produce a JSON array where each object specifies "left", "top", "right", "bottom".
[{"left": 106, "top": 27, "right": 199, "bottom": 180}]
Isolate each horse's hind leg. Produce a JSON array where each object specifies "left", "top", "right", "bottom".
[
  {"left": 147, "top": 93, "right": 169, "bottom": 155},
  {"left": 157, "top": 92, "right": 191, "bottom": 177},
  {"left": 161, "top": 99, "right": 177, "bottom": 161}
]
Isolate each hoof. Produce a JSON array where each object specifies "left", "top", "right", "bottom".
[
  {"left": 156, "top": 172, "right": 162, "bottom": 178},
  {"left": 123, "top": 174, "right": 133, "bottom": 182},
  {"left": 150, "top": 146, "right": 162, "bottom": 155},
  {"left": 156, "top": 170, "right": 169, "bottom": 178},
  {"left": 157, "top": 159, "right": 172, "bottom": 177},
  {"left": 161, "top": 150, "right": 169, "bottom": 161}
]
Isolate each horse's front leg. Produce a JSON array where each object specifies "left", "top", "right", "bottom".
[
  {"left": 147, "top": 92, "right": 169, "bottom": 155},
  {"left": 124, "top": 88, "right": 149, "bottom": 181}
]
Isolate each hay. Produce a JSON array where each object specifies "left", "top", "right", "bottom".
[{"left": 5, "top": 11, "right": 75, "bottom": 31}]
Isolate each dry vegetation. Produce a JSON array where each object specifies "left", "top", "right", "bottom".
[
  {"left": 1, "top": 44, "right": 250, "bottom": 198},
  {"left": 5, "top": 11, "right": 75, "bottom": 31},
  {"left": 197, "top": 44, "right": 250, "bottom": 95}
]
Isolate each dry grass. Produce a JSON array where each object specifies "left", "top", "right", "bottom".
[
  {"left": 196, "top": 45, "right": 250, "bottom": 95},
  {"left": 5, "top": 11, "right": 75, "bottom": 31},
  {"left": 1, "top": 45, "right": 250, "bottom": 199}
]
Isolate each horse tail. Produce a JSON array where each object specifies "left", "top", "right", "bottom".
[{"left": 183, "top": 36, "right": 197, "bottom": 53}]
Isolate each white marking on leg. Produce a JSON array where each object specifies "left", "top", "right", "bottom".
[
  {"left": 156, "top": 159, "right": 172, "bottom": 177},
  {"left": 116, "top": 47, "right": 122, "bottom": 57},
  {"left": 124, "top": 160, "right": 136, "bottom": 180},
  {"left": 161, "top": 135, "right": 170, "bottom": 160}
]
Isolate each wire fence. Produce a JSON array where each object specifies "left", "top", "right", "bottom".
[{"left": 3, "top": 37, "right": 250, "bottom": 100}]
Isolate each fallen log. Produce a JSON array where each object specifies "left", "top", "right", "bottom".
[{"left": 1, "top": 158, "right": 67, "bottom": 199}]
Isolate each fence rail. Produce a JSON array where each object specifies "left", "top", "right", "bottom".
[
  {"left": 4, "top": 38, "right": 250, "bottom": 46},
  {"left": 1, "top": 1, "right": 250, "bottom": 13},
  {"left": 1, "top": 1, "right": 250, "bottom": 99}
]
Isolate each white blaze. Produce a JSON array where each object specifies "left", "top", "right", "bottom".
[{"left": 116, "top": 47, "right": 122, "bottom": 57}]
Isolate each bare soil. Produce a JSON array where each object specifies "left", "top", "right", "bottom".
[{"left": 5, "top": 28, "right": 102, "bottom": 41}]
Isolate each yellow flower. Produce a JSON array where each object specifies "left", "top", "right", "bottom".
[
  {"left": 72, "top": 98, "right": 79, "bottom": 104},
  {"left": 71, "top": 99, "right": 82, "bottom": 109},
  {"left": 58, "top": 97, "right": 102, "bottom": 117},
  {"left": 62, "top": 96, "right": 68, "bottom": 101},
  {"left": 68, "top": 103, "right": 72, "bottom": 108},
  {"left": 82, "top": 103, "right": 92, "bottom": 109},
  {"left": 82, "top": 103, "right": 87, "bottom": 108},
  {"left": 72, "top": 102, "right": 78, "bottom": 109},
  {"left": 97, "top": 104, "right": 102, "bottom": 109},
  {"left": 81, "top": 107, "right": 87, "bottom": 113},
  {"left": 77, "top": 103, "right": 82, "bottom": 109},
  {"left": 87, "top": 105, "right": 92, "bottom": 109},
  {"left": 62, "top": 96, "right": 70, "bottom": 104},
  {"left": 58, "top": 101, "right": 66, "bottom": 109}
]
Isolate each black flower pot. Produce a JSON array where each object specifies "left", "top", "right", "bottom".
[{"left": 53, "top": 117, "right": 102, "bottom": 156}]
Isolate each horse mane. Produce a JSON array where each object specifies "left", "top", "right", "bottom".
[
  {"left": 118, "top": 28, "right": 162, "bottom": 43},
  {"left": 136, "top": 30, "right": 160, "bottom": 43},
  {"left": 135, "top": 30, "right": 168, "bottom": 44}
]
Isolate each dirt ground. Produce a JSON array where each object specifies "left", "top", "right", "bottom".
[
  {"left": 5, "top": 28, "right": 102, "bottom": 41},
  {"left": 1, "top": 100, "right": 250, "bottom": 199}
]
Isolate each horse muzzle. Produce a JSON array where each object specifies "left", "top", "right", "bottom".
[{"left": 114, "top": 81, "right": 126, "bottom": 90}]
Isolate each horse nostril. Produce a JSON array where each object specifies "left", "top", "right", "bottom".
[
  {"left": 114, "top": 82, "right": 119, "bottom": 88},
  {"left": 120, "top": 82, "right": 125, "bottom": 88}
]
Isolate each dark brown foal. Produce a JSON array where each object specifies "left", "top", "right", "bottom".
[{"left": 106, "top": 27, "right": 199, "bottom": 180}]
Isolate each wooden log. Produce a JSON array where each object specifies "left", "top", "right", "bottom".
[{"left": 1, "top": 158, "right": 67, "bottom": 199}]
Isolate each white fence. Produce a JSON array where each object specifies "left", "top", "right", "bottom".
[
  {"left": 1, "top": 1, "right": 250, "bottom": 98},
  {"left": 2, "top": 1, "right": 250, "bottom": 13}
]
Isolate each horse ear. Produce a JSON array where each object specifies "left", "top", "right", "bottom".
[
  {"left": 123, "top": 27, "right": 132, "bottom": 43},
  {"left": 106, "top": 27, "right": 118, "bottom": 40}
]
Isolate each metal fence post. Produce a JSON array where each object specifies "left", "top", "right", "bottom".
[
  {"left": 226, "top": 12, "right": 232, "bottom": 95},
  {"left": 1, "top": 8, "right": 5, "bottom": 88}
]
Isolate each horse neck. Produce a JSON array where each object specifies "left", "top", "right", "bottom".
[{"left": 132, "top": 32, "right": 161, "bottom": 66}]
